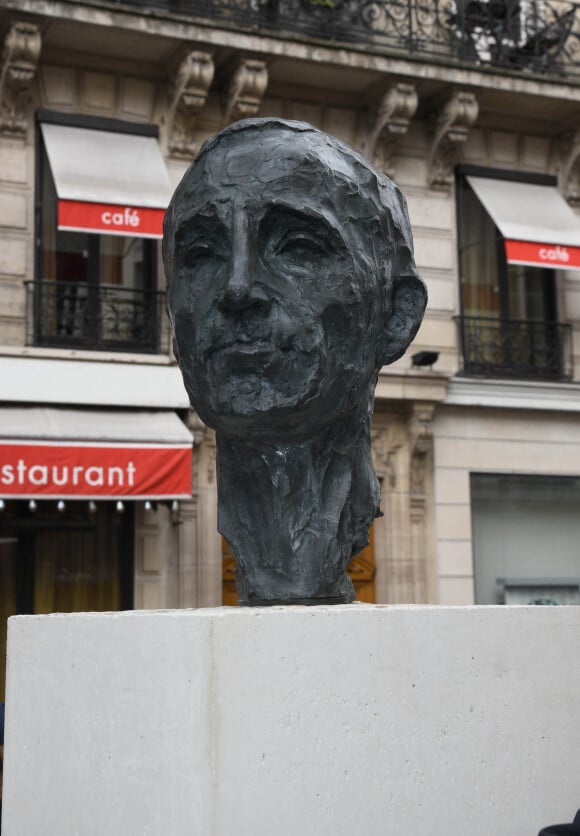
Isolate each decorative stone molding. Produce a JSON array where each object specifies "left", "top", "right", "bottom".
[
  {"left": 428, "top": 90, "right": 478, "bottom": 192},
  {"left": 370, "top": 408, "right": 436, "bottom": 604},
  {"left": 177, "top": 498, "right": 199, "bottom": 608},
  {"left": 560, "top": 128, "right": 580, "bottom": 208},
  {"left": 371, "top": 426, "right": 401, "bottom": 489},
  {"left": 163, "top": 50, "right": 214, "bottom": 160},
  {"left": 357, "top": 82, "right": 418, "bottom": 179},
  {"left": 407, "top": 403, "right": 435, "bottom": 602},
  {"left": 0, "top": 21, "right": 41, "bottom": 138},
  {"left": 223, "top": 58, "right": 268, "bottom": 126},
  {"left": 409, "top": 403, "right": 434, "bottom": 498},
  {"left": 185, "top": 409, "right": 206, "bottom": 491},
  {"left": 186, "top": 409, "right": 208, "bottom": 448}
]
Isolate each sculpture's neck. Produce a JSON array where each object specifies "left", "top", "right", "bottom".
[{"left": 216, "top": 413, "right": 380, "bottom": 606}]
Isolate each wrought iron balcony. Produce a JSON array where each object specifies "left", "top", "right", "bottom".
[
  {"left": 25, "top": 280, "right": 169, "bottom": 354},
  {"left": 457, "top": 316, "right": 574, "bottom": 380},
  {"left": 118, "top": 0, "right": 580, "bottom": 77}
]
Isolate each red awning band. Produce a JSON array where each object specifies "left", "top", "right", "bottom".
[
  {"left": 505, "top": 240, "right": 580, "bottom": 271},
  {"left": 0, "top": 442, "right": 192, "bottom": 499},
  {"left": 58, "top": 200, "right": 165, "bottom": 239}
]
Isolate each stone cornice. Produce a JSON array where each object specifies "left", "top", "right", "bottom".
[
  {"left": 5, "top": 0, "right": 580, "bottom": 103},
  {"left": 375, "top": 369, "right": 449, "bottom": 403},
  {"left": 445, "top": 376, "right": 580, "bottom": 412}
]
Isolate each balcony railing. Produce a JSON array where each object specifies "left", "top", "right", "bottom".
[
  {"left": 117, "top": 0, "right": 580, "bottom": 77},
  {"left": 25, "top": 280, "right": 169, "bottom": 354},
  {"left": 458, "top": 316, "right": 573, "bottom": 380}
]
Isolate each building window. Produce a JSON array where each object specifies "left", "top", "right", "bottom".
[
  {"left": 29, "top": 112, "right": 172, "bottom": 354},
  {"left": 471, "top": 473, "right": 580, "bottom": 605},
  {"left": 456, "top": 168, "right": 575, "bottom": 380}
]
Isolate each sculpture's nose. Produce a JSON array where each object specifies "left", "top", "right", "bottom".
[
  {"left": 219, "top": 268, "right": 270, "bottom": 314},
  {"left": 218, "top": 219, "right": 271, "bottom": 315}
]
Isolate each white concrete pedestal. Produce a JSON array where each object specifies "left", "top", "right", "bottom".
[{"left": 3, "top": 605, "right": 580, "bottom": 835}]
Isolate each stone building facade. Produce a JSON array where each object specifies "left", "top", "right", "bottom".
[{"left": 1, "top": 0, "right": 580, "bottom": 687}]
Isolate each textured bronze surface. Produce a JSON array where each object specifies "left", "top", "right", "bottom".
[{"left": 164, "top": 118, "right": 426, "bottom": 605}]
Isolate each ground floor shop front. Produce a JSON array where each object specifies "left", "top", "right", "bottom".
[
  {"left": 3, "top": 374, "right": 580, "bottom": 700},
  {"left": 433, "top": 386, "right": 580, "bottom": 606}
]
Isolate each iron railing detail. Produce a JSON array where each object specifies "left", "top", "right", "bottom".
[
  {"left": 458, "top": 316, "right": 573, "bottom": 380},
  {"left": 117, "top": 0, "right": 580, "bottom": 77},
  {"left": 26, "top": 280, "right": 168, "bottom": 354}
]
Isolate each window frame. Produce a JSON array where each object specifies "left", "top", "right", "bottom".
[
  {"left": 454, "top": 165, "right": 569, "bottom": 381},
  {"left": 33, "top": 110, "right": 161, "bottom": 354}
]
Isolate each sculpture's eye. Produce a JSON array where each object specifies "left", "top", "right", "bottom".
[
  {"left": 276, "top": 232, "right": 328, "bottom": 261},
  {"left": 183, "top": 242, "right": 218, "bottom": 267},
  {"left": 175, "top": 214, "right": 229, "bottom": 271}
]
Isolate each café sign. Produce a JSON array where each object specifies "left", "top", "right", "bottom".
[
  {"left": 505, "top": 239, "right": 580, "bottom": 270},
  {"left": 58, "top": 199, "right": 165, "bottom": 239}
]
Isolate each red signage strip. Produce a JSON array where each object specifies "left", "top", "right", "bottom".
[
  {"left": 505, "top": 239, "right": 580, "bottom": 270},
  {"left": 0, "top": 443, "right": 192, "bottom": 499},
  {"left": 58, "top": 200, "right": 165, "bottom": 239}
]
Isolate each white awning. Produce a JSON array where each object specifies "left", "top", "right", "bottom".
[
  {"left": 41, "top": 123, "right": 172, "bottom": 208},
  {"left": 0, "top": 407, "right": 193, "bottom": 444},
  {"left": 0, "top": 356, "right": 190, "bottom": 410},
  {"left": 0, "top": 407, "right": 193, "bottom": 499},
  {"left": 41, "top": 123, "right": 172, "bottom": 238},
  {"left": 467, "top": 176, "right": 580, "bottom": 270}
]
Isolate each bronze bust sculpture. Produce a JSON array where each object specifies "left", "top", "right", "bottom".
[{"left": 164, "top": 118, "right": 426, "bottom": 605}]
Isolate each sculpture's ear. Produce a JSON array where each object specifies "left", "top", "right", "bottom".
[{"left": 378, "top": 273, "right": 428, "bottom": 366}]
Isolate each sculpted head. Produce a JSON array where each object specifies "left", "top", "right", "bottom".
[{"left": 164, "top": 118, "right": 426, "bottom": 443}]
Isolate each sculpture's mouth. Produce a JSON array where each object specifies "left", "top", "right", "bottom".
[
  {"left": 204, "top": 331, "right": 298, "bottom": 363},
  {"left": 219, "top": 338, "right": 276, "bottom": 356}
]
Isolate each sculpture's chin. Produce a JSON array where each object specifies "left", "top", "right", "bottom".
[{"left": 188, "top": 345, "right": 326, "bottom": 434}]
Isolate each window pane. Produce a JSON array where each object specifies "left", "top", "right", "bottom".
[
  {"left": 97, "top": 236, "right": 151, "bottom": 345},
  {"left": 471, "top": 474, "right": 580, "bottom": 604},
  {"left": 506, "top": 264, "right": 554, "bottom": 322},
  {"left": 459, "top": 181, "right": 501, "bottom": 318},
  {"left": 99, "top": 235, "right": 146, "bottom": 289}
]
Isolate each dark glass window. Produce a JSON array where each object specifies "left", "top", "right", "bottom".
[
  {"left": 471, "top": 474, "right": 580, "bottom": 605},
  {"left": 0, "top": 502, "right": 134, "bottom": 702}
]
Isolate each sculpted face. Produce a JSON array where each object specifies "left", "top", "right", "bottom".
[
  {"left": 164, "top": 120, "right": 427, "bottom": 606},
  {"left": 166, "top": 128, "right": 394, "bottom": 440}
]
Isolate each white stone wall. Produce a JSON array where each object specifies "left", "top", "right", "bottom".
[{"left": 4, "top": 606, "right": 580, "bottom": 836}]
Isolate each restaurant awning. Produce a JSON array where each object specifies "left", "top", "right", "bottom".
[
  {"left": 41, "top": 122, "right": 172, "bottom": 239},
  {"left": 466, "top": 176, "right": 580, "bottom": 270},
  {"left": 0, "top": 407, "right": 193, "bottom": 499}
]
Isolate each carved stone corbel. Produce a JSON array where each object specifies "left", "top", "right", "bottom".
[
  {"left": 428, "top": 90, "right": 478, "bottom": 192},
  {"left": 559, "top": 129, "right": 580, "bottom": 208},
  {"left": 409, "top": 403, "right": 434, "bottom": 498},
  {"left": 0, "top": 21, "right": 41, "bottom": 138},
  {"left": 163, "top": 50, "right": 214, "bottom": 159},
  {"left": 185, "top": 409, "right": 208, "bottom": 448},
  {"left": 357, "top": 82, "right": 418, "bottom": 179},
  {"left": 407, "top": 403, "right": 435, "bottom": 602},
  {"left": 371, "top": 429, "right": 400, "bottom": 490},
  {"left": 223, "top": 58, "right": 268, "bottom": 126}
]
